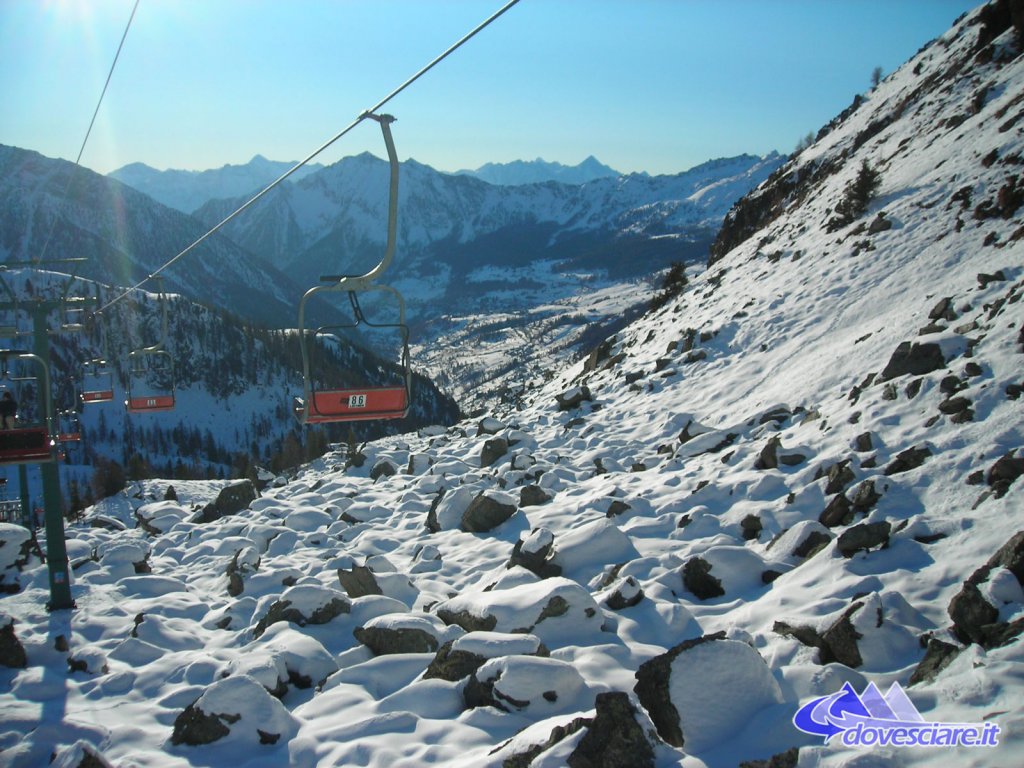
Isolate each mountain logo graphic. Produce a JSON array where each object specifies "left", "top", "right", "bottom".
[{"left": 793, "top": 681, "right": 1000, "bottom": 749}]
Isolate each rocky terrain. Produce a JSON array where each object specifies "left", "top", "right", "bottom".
[{"left": 1, "top": 2, "right": 1023, "bottom": 767}]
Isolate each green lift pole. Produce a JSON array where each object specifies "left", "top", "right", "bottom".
[
  {"left": 29, "top": 299, "right": 74, "bottom": 611},
  {"left": 0, "top": 264, "right": 90, "bottom": 611}
]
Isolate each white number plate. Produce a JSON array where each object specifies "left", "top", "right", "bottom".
[{"left": 348, "top": 394, "right": 367, "bottom": 408}]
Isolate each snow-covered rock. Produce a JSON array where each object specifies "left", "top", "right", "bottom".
[
  {"left": 635, "top": 633, "right": 782, "bottom": 752},
  {"left": 464, "top": 654, "right": 588, "bottom": 714},
  {"left": 435, "top": 577, "right": 604, "bottom": 647},
  {"left": 170, "top": 674, "right": 298, "bottom": 747}
]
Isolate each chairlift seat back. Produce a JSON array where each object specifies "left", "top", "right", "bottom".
[
  {"left": 82, "top": 359, "right": 115, "bottom": 405},
  {"left": 82, "top": 389, "right": 115, "bottom": 404},
  {"left": 126, "top": 394, "right": 175, "bottom": 413},
  {"left": 0, "top": 427, "right": 53, "bottom": 464},
  {"left": 300, "top": 385, "right": 409, "bottom": 423}
]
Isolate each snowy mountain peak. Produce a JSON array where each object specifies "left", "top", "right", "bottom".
[
  {"left": 456, "top": 155, "right": 622, "bottom": 186},
  {"left": 108, "top": 155, "right": 325, "bottom": 214}
]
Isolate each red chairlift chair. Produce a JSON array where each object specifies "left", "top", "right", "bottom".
[{"left": 294, "top": 113, "right": 411, "bottom": 425}]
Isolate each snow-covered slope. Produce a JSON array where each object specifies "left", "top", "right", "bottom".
[
  {"left": 2, "top": 4, "right": 1023, "bottom": 768},
  {"left": 108, "top": 155, "right": 324, "bottom": 214}
]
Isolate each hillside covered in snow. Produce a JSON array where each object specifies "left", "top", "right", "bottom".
[{"left": 2, "top": 3, "right": 1023, "bottom": 768}]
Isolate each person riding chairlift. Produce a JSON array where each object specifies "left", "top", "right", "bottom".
[{"left": 0, "top": 392, "right": 16, "bottom": 429}]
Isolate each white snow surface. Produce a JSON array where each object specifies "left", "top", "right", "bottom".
[{"left": 2, "top": 5, "right": 1024, "bottom": 767}]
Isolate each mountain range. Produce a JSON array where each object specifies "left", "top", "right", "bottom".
[
  {"left": 455, "top": 155, "right": 622, "bottom": 186},
  {"left": 186, "top": 151, "right": 785, "bottom": 407},
  {"left": 0, "top": 126, "right": 784, "bottom": 490},
  {"left": 108, "top": 155, "right": 325, "bottom": 215},
  {"left": 107, "top": 155, "right": 625, "bottom": 219},
  {"left": 10, "top": 136, "right": 788, "bottom": 412}
]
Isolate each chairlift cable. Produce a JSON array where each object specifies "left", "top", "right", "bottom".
[
  {"left": 36, "top": 0, "right": 141, "bottom": 267},
  {"left": 76, "top": 0, "right": 142, "bottom": 167},
  {"left": 95, "top": 0, "right": 522, "bottom": 315}
]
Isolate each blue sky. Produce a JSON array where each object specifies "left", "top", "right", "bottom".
[{"left": 0, "top": 0, "right": 980, "bottom": 177}]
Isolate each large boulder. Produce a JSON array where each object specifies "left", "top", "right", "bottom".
[
  {"left": 435, "top": 577, "right": 603, "bottom": 646},
  {"left": 970, "top": 530, "right": 1024, "bottom": 587},
  {"left": 634, "top": 632, "right": 782, "bottom": 752},
  {"left": 567, "top": 692, "right": 658, "bottom": 768},
  {"left": 98, "top": 540, "right": 151, "bottom": 576},
  {"left": 682, "top": 557, "right": 725, "bottom": 600},
  {"left": 426, "top": 486, "right": 476, "bottom": 533},
  {"left": 493, "top": 692, "right": 658, "bottom": 768},
  {"left": 0, "top": 613, "right": 27, "bottom": 668},
  {"left": 549, "top": 519, "right": 638, "bottom": 580},
  {"left": 424, "top": 631, "right": 548, "bottom": 682},
  {"left": 252, "top": 584, "right": 351, "bottom": 639},
  {"left": 49, "top": 741, "right": 115, "bottom": 768},
  {"left": 909, "top": 637, "right": 962, "bottom": 687},
  {"left": 476, "top": 416, "right": 508, "bottom": 436},
  {"left": 556, "top": 385, "right": 593, "bottom": 411},
  {"left": 369, "top": 458, "right": 398, "bottom": 481},
  {"left": 986, "top": 451, "right": 1024, "bottom": 498},
  {"left": 836, "top": 521, "right": 891, "bottom": 557},
  {"left": 598, "top": 575, "right": 645, "bottom": 610},
  {"left": 818, "top": 494, "right": 853, "bottom": 528},
  {"left": 335, "top": 559, "right": 418, "bottom": 607},
  {"left": 336, "top": 564, "right": 383, "bottom": 598},
  {"left": 884, "top": 445, "right": 932, "bottom": 476},
  {"left": 353, "top": 612, "right": 450, "bottom": 655},
  {"left": 170, "top": 674, "right": 298, "bottom": 746},
  {"left": 236, "top": 626, "right": 338, "bottom": 694},
  {"left": 879, "top": 341, "right": 948, "bottom": 380},
  {"left": 766, "top": 521, "right": 833, "bottom": 562},
  {"left": 480, "top": 437, "right": 509, "bottom": 468},
  {"left": 225, "top": 546, "right": 260, "bottom": 597},
  {"left": 0, "top": 523, "right": 33, "bottom": 593},
  {"left": 461, "top": 490, "right": 519, "bottom": 533},
  {"left": 775, "top": 592, "right": 926, "bottom": 670},
  {"left": 508, "top": 527, "right": 561, "bottom": 578},
  {"left": 818, "top": 604, "right": 864, "bottom": 668},
  {"left": 520, "top": 484, "right": 553, "bottom": 507},
  {"left": 193, "top": 480, "right": 259, "bottom": 524},
  {"left": 135, "top": 501, "right": 190, "bottom": 535},
  {"left": 464, "top": 654, "right": 587, "bottom": 713}
]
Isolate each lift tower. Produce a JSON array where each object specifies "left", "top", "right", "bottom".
[{"left": 0, "top": 274, "right": 93, "bottom": 612}]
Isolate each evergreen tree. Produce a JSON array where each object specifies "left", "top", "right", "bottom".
[
  {"left": 649, "top": 261, "right": 689, "bottom": 311},
  {"left": 91, "top": 457, "right": 126, "bottom": 500},
  {"left": 127, "top": 453, "right": 151, "bottom": 480},
  {"left": 828, "top": 160, "right": 882, "bottom": 232},
  {"left": 68, "top": 478, "right": 83, "bottom": 518},
  {"left": 794, "top": 131, "right": 816, "bottom": 154}
]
